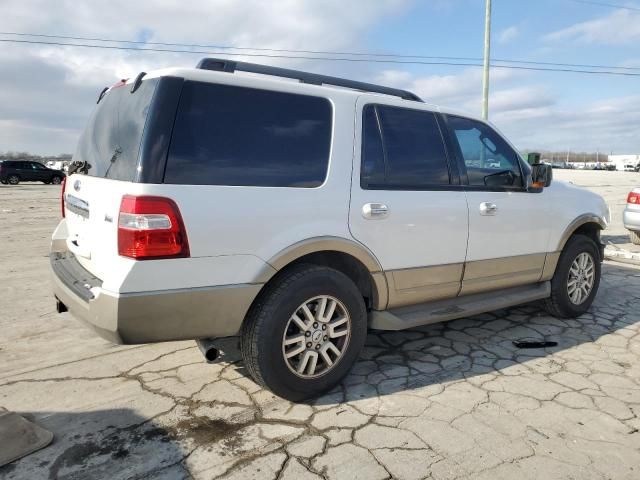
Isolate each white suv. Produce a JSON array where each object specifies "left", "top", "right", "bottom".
[{"left": 51, "top": 58, "right": 610, "bottom": 400}]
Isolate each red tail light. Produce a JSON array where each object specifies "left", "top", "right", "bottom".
[
  {"left": 628, "top": 191, "right": 640, "bottom": 205},
  {"left": 61, "top": 177, "right": 67, "bottom": 218},
  {"left": 118, "top": 195, "right": 189, "bottom": 259}
]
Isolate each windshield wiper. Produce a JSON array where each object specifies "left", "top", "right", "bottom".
[{"left": 102, "top": 146, "right": 123, "bottom": 178}]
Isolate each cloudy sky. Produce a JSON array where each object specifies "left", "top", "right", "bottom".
[{"left": 1, "top": 0, "right": 639, "bottom": 155}]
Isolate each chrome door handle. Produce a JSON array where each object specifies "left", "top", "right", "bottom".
[
  {"left": 479, "top": 202, "right": 498, "bottom": 216},
  {"left": 362, "top": 203, "right": 388, "bottom": 219}
]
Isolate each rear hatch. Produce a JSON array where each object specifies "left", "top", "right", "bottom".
[{"left": 63, "top": 78, "right": 159, "bottom": 281}]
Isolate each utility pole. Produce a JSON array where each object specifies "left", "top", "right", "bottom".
[{"left": 482, "top": 0, "right": 492, "bottom": 120}]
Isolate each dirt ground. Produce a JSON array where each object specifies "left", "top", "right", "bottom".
[{"left": 0, "top": 170, "right": 639, "bottom": 480}]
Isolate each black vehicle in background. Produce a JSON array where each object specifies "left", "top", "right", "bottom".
[{"left": 0, "top": 160, "right": 65, "bottom": 185}]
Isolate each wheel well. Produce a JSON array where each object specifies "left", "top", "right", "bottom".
[
  {"left": 276, "top": 250, "right": 375, "bottom": 309},
  {"left": 571, "top": 222, "right": 602, "bottom": 247}
]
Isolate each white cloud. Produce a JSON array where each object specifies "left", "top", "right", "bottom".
[
  {"left": 1, "top": 0, "right": 638, "bottom": 155},
  {"left": 0, "top": 0, "right": 408, "bottom": 154},
  {"left": 490, "top": 87, "right": 554, "bottom": 112},
  {"left": 493, "top": 94, "right": 640, "bottom": 153},
  {"left": 374, "top": 67, "right": 534, "bottom": 114},
  {"left": 619, "top": 58, "right": 640, "bottom": 68},
  {"left": 497, "top": 26, "right": 519, "bottom": 44},
  {"left": 374, "top": 68, "right": 640, "bottom": 153},
  {"left": 544, "top": 10, "right": 640, "bottom": 45}
]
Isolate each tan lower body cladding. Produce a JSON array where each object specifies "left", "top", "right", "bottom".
[
  {"left": 384, "top": 252, "right": 560, "bottom": 309},
  {"left": 386, "top": 263, "right": 463, "bottom": 308}
]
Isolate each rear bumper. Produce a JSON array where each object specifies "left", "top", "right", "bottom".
[
  {"left": 623, "top": 207, "right": 640, "bottom": 232},
  {"left": 50, "top": 251, "right": 262, "bottom": 344}
]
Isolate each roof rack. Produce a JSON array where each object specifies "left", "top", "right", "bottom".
[{"left": 196, "top": 58, "right": 423, "bottom": 102}]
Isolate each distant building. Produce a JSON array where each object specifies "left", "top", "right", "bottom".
[{"left": 609, "top": 154, "right": 640, "bottom": 171}]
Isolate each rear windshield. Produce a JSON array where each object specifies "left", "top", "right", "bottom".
[
  {"left": 72, "top": 78, "right": 158, "bottom": 181},
  {"left": 164, "top": 81, "right": 332, "bottom": 187}
]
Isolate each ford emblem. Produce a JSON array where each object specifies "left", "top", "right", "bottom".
[{"left": 73, "top": 180, "right": 81, "bottom": 192}]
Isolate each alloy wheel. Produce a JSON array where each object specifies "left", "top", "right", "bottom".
[
  {"left": 282, "top": 295, "right": 351, "bottom": 378},
  {"left": 567, "top": 252, "right": 595, "bottom": 305}
]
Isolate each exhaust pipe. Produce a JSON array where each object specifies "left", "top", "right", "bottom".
[
  {"left": 196, "top": 339, "right": 220, "bottom": 363},
  {"left": 195, "top": 337, "right": 241, "bottom": 364}
]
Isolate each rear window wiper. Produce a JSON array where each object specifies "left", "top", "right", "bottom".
[{"left": 103, "top": 146, "right": 123, "bottom": 178}]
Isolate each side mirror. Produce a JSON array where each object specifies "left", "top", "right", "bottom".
[{"left": 530, "top": 163, "right": 552, "bottom": 192}]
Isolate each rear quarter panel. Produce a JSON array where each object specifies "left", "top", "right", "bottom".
[{"left": 134, "top": 90, "right": 358, "bottom": 284}]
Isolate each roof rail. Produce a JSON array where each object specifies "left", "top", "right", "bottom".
[{"left": 195, "top": 58, "right": 423, "bottom": 102}]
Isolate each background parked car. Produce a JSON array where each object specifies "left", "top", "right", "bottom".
[
  {"left": 624, "top": 189, "right": 640, "bottom": 245},
  {"left": 46, "top": 160, "right": 70, "bottom": 172},
  {"left": 0, "top": 160, "right": 66, "bottom": 185}
]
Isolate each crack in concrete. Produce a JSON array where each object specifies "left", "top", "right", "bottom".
[{"left": 2, "top": 263, "right": 640, "bottom": 480}]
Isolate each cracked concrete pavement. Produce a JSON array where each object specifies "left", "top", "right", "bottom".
[{"left": 1, "top": 171, "right": 640, "bottom": 479}]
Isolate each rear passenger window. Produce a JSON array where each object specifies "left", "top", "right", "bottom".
[
  {"left": 361, "top": 106, "right": 386, "bottom": 187},
  {"left": 361, "top": 104, "right": 450, "bottom": 189},
  {"left": 165, "top": 82, "right": 332, "bottom": 187}
]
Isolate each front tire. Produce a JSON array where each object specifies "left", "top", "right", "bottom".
[
  {"left": 240, "top": 264, "right": 367, "bottom": 401},
  {"left": 545, "top": 234, "right": 601, "bottom": 318},
  {"left": 51, "top": 176, "right": 62, "bottom": 185},
  {"left": 630, "top": 231, "right": 640, "bottom": 246},
  {"left": 7, "top": 175, "right": 19, "bottom": 185}
]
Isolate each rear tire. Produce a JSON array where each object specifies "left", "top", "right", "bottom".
[
  {"left": 7, "top": 175, "right": 19, "bottom": 185},
  {"left": 630, "top": 231, "right": 640, "bottom": 246},
  {"left": 545, "top": 234, "right": 601, "bottom": 318},
  {"left": 240, "top": 264, "right": 367, "bottom": 401},
  {"left": 51, "top": 176, "right": 62, "bottom": 185}
]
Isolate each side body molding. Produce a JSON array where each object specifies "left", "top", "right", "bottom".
[
  {"left": 255, "top": 215, "right": 606, "bottom": 315},
  {"left": 263, "top": 236, "right": 388, "bottom": 309}
]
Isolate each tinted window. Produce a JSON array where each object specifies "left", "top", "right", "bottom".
[
  {"left": 361, "top": 105, "right": 386, "bottom": 187},
  {"left": 361, "top": 104, "right": 450, "bottom": 188},
  {"left": 165, "top": 82, "right": 332, "bottom": 187},
  {"left": 446, "top": 115, "right": 523, "bottom": 188},
  {"left": 73, "top": 78, "right": 158, "bottom": 181}
]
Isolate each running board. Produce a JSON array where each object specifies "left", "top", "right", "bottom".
[{"left": 369, "top": 282, "right": 551, "bottom": 331}]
